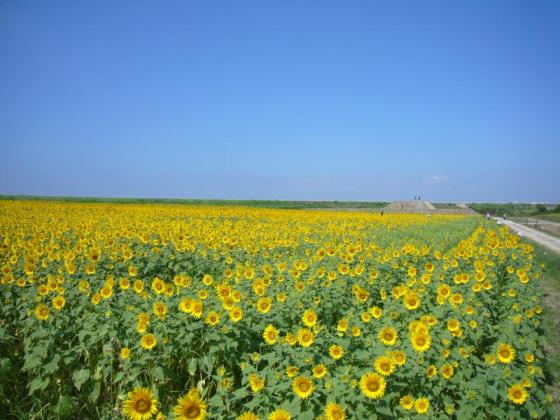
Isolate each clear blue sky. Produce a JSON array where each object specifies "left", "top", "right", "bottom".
[{"left": 1, "top": 1, "right": 559, "bottom": 202}]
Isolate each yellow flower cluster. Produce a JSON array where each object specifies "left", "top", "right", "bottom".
[{"left": 0, "top": 200, "right": 552, "bottom": 418}]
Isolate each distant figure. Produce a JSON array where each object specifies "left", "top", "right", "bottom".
[
  {"left": 401, "top": 204, "right": 404, "bottom": 209},
  {"left": 503, "top": 214, "right": 507, "bottom": 220},
  {"left": 380, "top": 211, "right": 384, "bottom": 216},
  {"left": 486, "top": 213, "right": 490, "bottom": 220}
]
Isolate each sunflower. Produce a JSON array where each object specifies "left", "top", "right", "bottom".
[
  {"left": 256, "top": 297, "right": 272, "bottom": 314},
  {"left": 374, "top": 356, "right": 395, "bottom": 376},
  {"left": 35, "top": 304, "right": 49, "bottom": 321},
  {"left": 202, "top": 274, "right": 213, "bottom": 286},
  {"left": 153, "top": 302, "right": 167, "bottom": 319},
  {"left": 440, "top": 363, "right": 454, "bottom": 380},
  {"left": 400, "top": 395, "right": 414, "bottom": 410},
  {"left": 205, "top": 311, "right": 220, "bottom": 327},
  {"left": 229, "top": 306, "right": 243, "bottom": 323},
  {"left": 286, "top": 365, "right": 299, "bottom": 378},
  {"left": 101, "top": 286, "right": 113, "bottom": 299},
  {"left": 324, "top": 402, "right": 345, "bottom": 420},
  {"left": 525, "top": 353, "right": 535, "bottom": 363},
  {"left": 329, "top": 344, "right": 344, "bottom": 360},
  {"left": 237, "top": 412, "right": 259, "bottom": 420},
  {"left": 141, "top": 334, "right": 157, "bottom": 350},
  {"left": 285, "top": 333, "right": 297, "bottom": 346},
  {"left": 297, "top": 328, "right": 314, "bottom": 347},
  {"left": 292, "top": 376, "right": 314, "bottom": 399},
  {"left": 151, "top": 277, "right": 165, "bottom": 295},
  {"left": 359, "top": 372, "right": 386, "bottom": 399},
  {"left": 426, "top": 365, "right": 437, "bottom": 378},
  {"left": 337, "top": 318, "right": 348, "bottom": 334},
  {"left": 123, "top": 387, "right": 158, "bottom": 420},
  {"left": 133, "top": 279, "right": 144, "bottom": 293},
  {"left": 379, "top": 327, "right": 398, "bottom": 346},
  {"left": 403, "top": 292, "right": 420, "bottom": 310},
  {"left": 268, "top": 408, "right": 291, "bottom": 420},
  {"left": 263, "top": 324, "right": 279, "bottom": 345},
  {"left": 191, "top": 301, "right": 203, "bottom": 319},
  {"left": 249, "top": 374, "right": 265, "bottom": 392},
  {"left": 447, "top": 319, "right": 460, "bottom": 332},
  {"left": 392, "top": 350, "right": 407, "bottom": 366},
  {"left": 91, "top": 293, "right": 101, "bottom": 305},
  {"left": 507, "top": 383, "right": 528, "bottom": 404},
  {"left": 302, "top": 309, "right": 317, "bottom": 327},
  {"left": 173, "top": 388, "right": 207, "bottom": 420},
  {"left": 410, "top": 332, "right": 431, "bottom": 353},
  {"left": 312, "top": 364, "right": 327, "bottom": 379},
  {"left": 120, "top": 347, "right": 131, "bottom": 359},
  {"left": 497, "top": 343, "right": 515, "bottom": 364},
  {"left": 414, "top": 397, "right": 430, "bottom": 414},
  {"left": 437, "top": 284, "right": 451, "bottom": 298},
  {"left": 52, "top": 295, "right": 66, "bottom": 311},
  {"left": 120, "top": 277, "right": 131, "bottom": 289},
  {"left": 85, "top": 263, "right": 95, "bottom": 275}
]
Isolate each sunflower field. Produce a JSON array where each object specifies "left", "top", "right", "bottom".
[{"left": 0, "top": 201, "right": 553, "bottom": 419}]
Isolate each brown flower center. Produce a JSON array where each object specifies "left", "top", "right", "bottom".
[
  {"left": 367, "top": 379, "right": 379, "bottom": 392},
  {"left": 185, "top": 404, "right": 200, "bottom": 418},
  {"left": 135, "top": 398, "right": 151, "bottom": 413}
]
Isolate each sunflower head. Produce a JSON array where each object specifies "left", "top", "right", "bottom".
[
  {"left": 292, "top": 376, "right": 314, "bottom": 399},
  {"left": 411, "top": 332, "right": 431, "bottom": 353},
  {"left": 324, "top": 402, "right": 345, "bottom": 420},
  {"left": 497, "top": 343, "right": 515, "bottom": 363},
  {"left": 263, "top": 324, "right": 279, "bottom": 345},
  {"left": 268, "top": 408, "right": 291, "bottom": 420},
  {"left": 415, "top": 397, "right": 430, "bottom": 414},
  {"left": 508, "top": 383, "right": 528, "bottom": 405},
  {"left": 35, "top": 304, "right": 49, "bottom": 320},
  {"left": 297, "top": 328, "right": 314, "bottom": 347},
  {"left": 302, "top": 309, "right": 318, "bottom": 327},
  {"left": 312, "top": 364, "right": 327, "bottom": 379},
  {"left": 359, "top": 372, "right": 386, "bottom": 399},
  {"left": 329, "top": 344, "right": 344, "bottom": 360},
  {"left": 123, "top": 387, "right": 158, "bottom": 420},
  {"left": 374, "top": 356, "right": 395, "bottom": 376},
  {"left": 379, "top": 327, "right": 398, "bottom": 346},
  {"left": 400, "top": 395, "right": 414, "bottom": 410},
  {"left": 173, "top": 388, "right": 207, "bottom": 420},
  {"left": 140, "top": 334, "right": 157, "bottom": 350}
]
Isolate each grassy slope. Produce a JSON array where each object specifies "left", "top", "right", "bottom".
[
  {"left": 432, "top": 202, "right": 459, "bottom": 209},
  {"left": 0, "top": 195, "right": 386, "bottom": 209},
  {"left": 470, "top": 203, "right": 559, "bottom": 218},
  {"left": 538, "top": 213, "right": 560, "bottom": 223},
  {"left": 531, "top": 242, "right": 560, "bottom": 415}
]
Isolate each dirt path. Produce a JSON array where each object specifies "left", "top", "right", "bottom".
[{"left": 495, "top": 218, "right": 560, "bottom": 254}]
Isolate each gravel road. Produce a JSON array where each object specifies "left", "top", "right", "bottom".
[{"left": 495, "top": 218, "right": 560, "bottom": 254}]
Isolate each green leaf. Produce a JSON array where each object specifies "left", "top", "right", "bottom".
[
  {"left": 0, "top": 357, "right": 12, "bottom": 377},
  {"left": 151, "top": 366, "right": 165, "bottom": 381},
  {"left": 298, "top": 410, "right": 314, "bottom": 420},
  {"left": 285, "top": 398, "right": 301, "bottom": 417},
  {"left": 89, "top": 381, "right": 101, "bottom": 403},
  {"left": 72, "top": 368, "right": 90, "bottom": 391},
  {"left": 353, "top": 349, "right": 371, "bottom": 361},
  {"left": 23, "top": 352, "right": 43, "bottom": 371},
  {"left": 43, "top": 354, "right": 60, "bottom": 375},
  {"left": 53, "top": 394, "right": 74, "bottom": 416},
  {"left": 232, "top": 388, "right": 248, "bottom": 400},
  {"left": 188, "top": 358, "right": 197, "bottom": 376},
  {"left": 114, "top": 371, "right": 125, "bottom": 383},
  {"left": 28, "top": 377, "right": 49, "bottom": 395}
]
